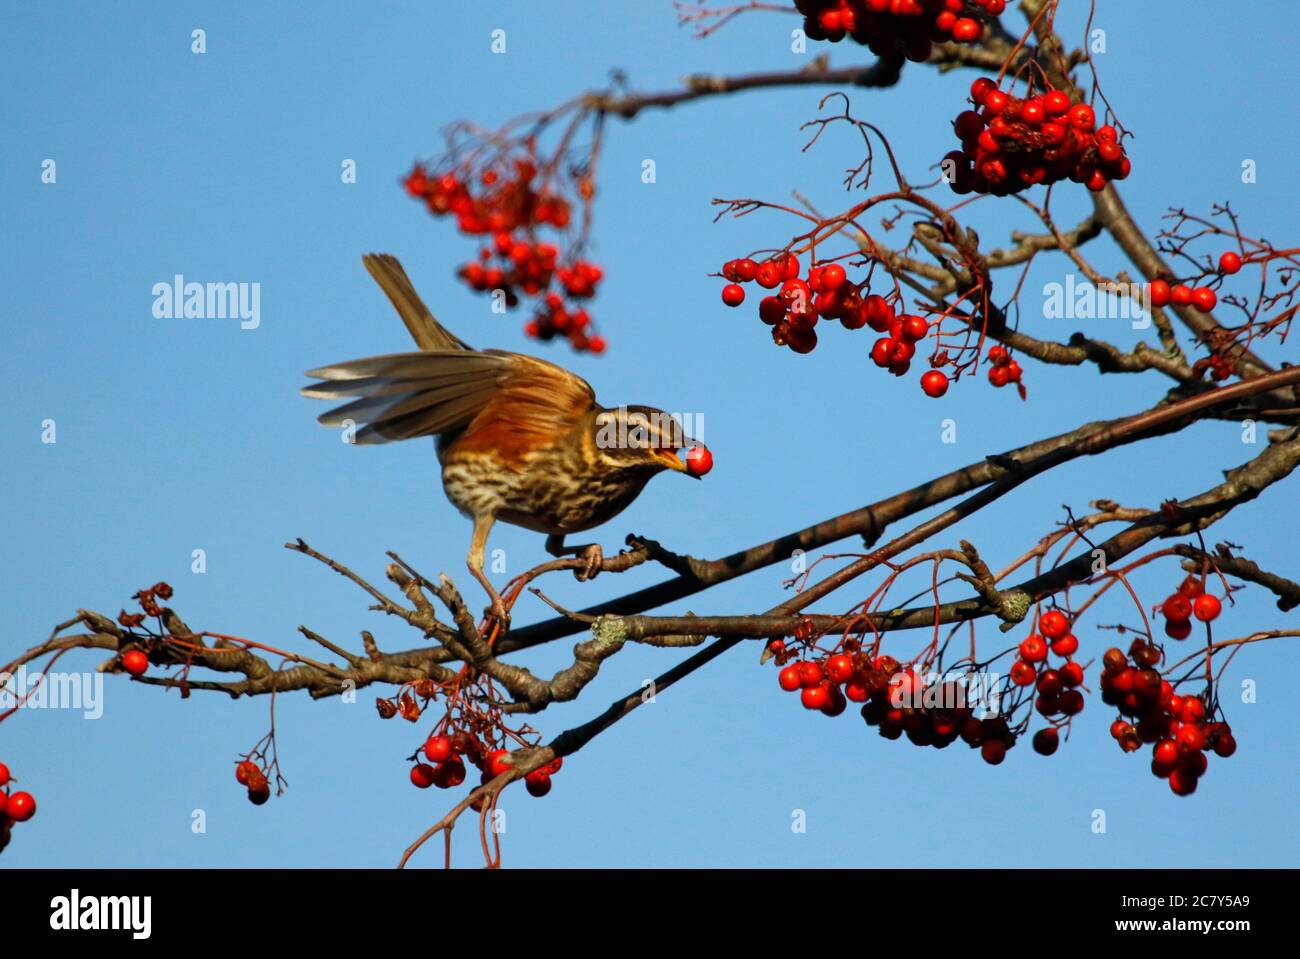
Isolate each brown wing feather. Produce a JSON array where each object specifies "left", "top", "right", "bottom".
[
  {"left": 302, "top": 349, "right": 596, "bottom": 451},
  {"left": 450, "top": 353, "right": 598, "bottom": 465}
]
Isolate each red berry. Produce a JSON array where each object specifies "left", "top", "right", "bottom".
[
  {"left": 433, "top": 757, "right": 467, "bottom": 788},
  {"left": 1213, "top": 733, "right": 1237, "bottom": 758},
  {"left": 685, "top": 444, "right": 713, "bottom": 477},
  {"left": 801, "top": 684, "right": 830, "bottom": 710},
  {"left": 920, "top": 370, "right": 949, "bottom": 398},
  {"left": 1191, "top": 287, "right": 1217, "bottom": 312},
  {"left": 235, "top": 760, "right": 259, "bottom": 785},
  {"left": 1060, "top": 661, "right": 1084, "bottom": 687},
  {"left": 1148, "top": 279, "right": 1171, "bottom": 308},
  {"left": 758, "top": 295, "right": 785, "bottom": 325},
  {"left": 756, "top": 261, "right": 782, "bottom": 289},
  {"left": 826, "top": 654, "right": 855, "bottom": 684},
  {"left": 1152, "top": 739, "right": 1179, "bottom": 776},
  {"left": 819, "top": 263, "right": 847, "bottom": 291},
  {"left": 424, "top": 735, "right": 453, "bottom": 763},
  {"left": 1180, "top": 697, "right": 1206, "bottom": 724},
  {"left": 951, "top": 17, "right": 981, "bottom": 42},
  {"left": 1163, "top": 593, "right": 1193, "bottom": 622},
  {"left": 410, "top": 763, "right": 437, "bottom": 789},
  {"left": 0, "top": 763, "right": 8, "bottom": 787},
  {"left": 981, "top": 739, "right": 1007, "bottom": 765},
  {"left": 721, "top": 284, "right": 745, "bottom": 307},
  {"left": 797, "top": 662, "right": 824, "bottom": 688},
  {"left": 871, "top": 337, "right": 894, "bottom": 368},
  {"left": 1165, "top": 618, "right": 1192, "bottom": 641},
  {"left": 1032, "top": 728, "right": 1059, "bottom": 756},
  {"left": 1018, "top": 635, "right": 1048, "bottom": 663},
  {"left": 1037, "top": 671, "right": 1063, "bottom": 698},
  {"left": 1050, "top": 633, "right": 1079, "bottom": 657},
  {"left": 121, "top": 649, "right": 149, "bottom": 676},
  {"left": 1177, "top": 724, "right": 1206, "bottom": 753},
  {"left": 248, "top": 784, "right": 271, "bottom": 805},
  {"left": 970, "top": 78, "right": 997, "bottom": 105},
  {"left": 1010, "top": 660, "right": 1037, "bottom": 686},
  {"left": 899, "top": 314, "right": 929, "bottom": 342},
  {"left": 1066, "top": 103, "right": 1095, "bottom": 130},
  {"left": 778, "top": 665, "right": 802, "bottom": 692},
  {"left": 1168, "top": 769, "right": 1198, "bottom": 796},
  {"left": 1218, "top": 251, "right": 1242, "bottom": 275},
  {"left": 1170, "top": 284, "right": 1193, "bottom": 306},
  {"left": 820, "top": 686, "right": 847, "bottom": 717},
  {"left": 487, "top": 749, "right": 512, "bottom": 777},
  {"left": 1044, "top": 90, "right": 1071, "bottom": 116},
  {"left": 1192, "top": 594, "right": 1221, "bottom": 622},
  {"left": 1039, "top": 610, "right": 1070, "bottom": 641},
  {"left": 525, "top": 769, "right": 552, "bottom": 797},
  {"left": 984, "top": 90, "right": 1009, "bottom": 114}
]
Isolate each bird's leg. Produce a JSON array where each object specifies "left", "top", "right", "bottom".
[
  {"left": 545, "top": 534, "right": 604, "bottom": 582},
  {"left": 468, "top": 515, "right": 509, "bottom": 628}
]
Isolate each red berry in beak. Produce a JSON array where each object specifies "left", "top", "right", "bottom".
[{"left": 685, "top": 445, "right": 713, "bottom": 478}]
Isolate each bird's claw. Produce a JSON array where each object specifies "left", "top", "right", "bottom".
[
  {"left": 575, "top": 544, "right": 604, "bottom": 582},
  {"left": 487, "top": 596, "right": 511, "bottom": 630}
]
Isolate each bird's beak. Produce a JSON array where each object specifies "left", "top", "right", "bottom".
[{"left": 654, "top": 448, "right": 688, "bottom": 473}]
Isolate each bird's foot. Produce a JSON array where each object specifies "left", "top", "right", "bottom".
[{"left": 575, "top": 543, "right": 604, "bottom": 582}]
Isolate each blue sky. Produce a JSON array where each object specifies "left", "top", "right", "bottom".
[{"left": 2, "top": 1, "right": 1297, "bottom": 867}]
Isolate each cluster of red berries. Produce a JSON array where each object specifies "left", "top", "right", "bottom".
[
  {"left": 1147, "top": 280, "right": 1219, "bottom": 315},
  {"left": 0, "top": 761, "right": 36, "bottom": 852},
  {"left": 1010, "top": 610, "right": 1086, "bottom": 733},
  {"left": 1101, "top": 641, "right": 1235, "bottom": 796},
  {"left": 718, "top": 254, "right": 950, "bottom": 396},
  {"left": 404, "top": 159, "right": 606, "bottom": 353},
  {"left": 771, "top": 638, "right": 1019, "bottom": 763},
  {"left": 523, "top": 287, "right": 606, "bottom": 354},
  {"left": 796, "top": 0, "right": 1004, "bottom": 61},
  {"left": 984, "top": 344, "right": 1024, "bottom": 392},
  {"left": 945, "top": 79, "right": 1131, "bottom": 195},
  {"left": 1158, "top": 575, "right": 1222, "bottom": 640},
  {"left": 1147, "top": 251, "right": 1245, "bottom": 325},
  {"left": 411, "top": 731, "right": 561, "bottom": 800},
  {"left": 234, "top": 759, "right": 272, "bottom": 806}
]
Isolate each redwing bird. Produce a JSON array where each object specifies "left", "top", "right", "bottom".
[{"left": 302, "top": 254, "right": 704, "bottom": 618}]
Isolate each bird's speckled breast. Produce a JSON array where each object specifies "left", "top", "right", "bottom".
[{"left": 440, "top": 432, "right": 653, "bottom": 534}]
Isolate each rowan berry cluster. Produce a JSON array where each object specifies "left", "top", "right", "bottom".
[
  {"left": 1146, "top": 250, "right": 1250, "bottom": 380},
  {"left": 403, "top": 158, "right": 606, "bottom": 352},
  {"left": 1158, "top": 575, "right": 1222, "bottom": 640},
  {"left": 718, "top": 254, "right": 950, "bottom": 396},
  {"left": 234, "top": 759, "right": 273, "bottom": 806},
  {"left": 1009, "top": 610, "right": 1086, "bottom": 734},
  {"left": 945, "top": 79, "right": 1131, "bottom": 196},
  {"left": 412, "top": 730, "right": 561, "bottom": 800},
  {"left": 770, "top": 636, "right": 1018, "bottom": 762},
  {"left": 796, "top": 0, "right": 1005, "bottom": 61},
  {"left": 0, "top": 761, "right": 36, "bottom": 853},
  {"left": 1101, "top": 641, "right": 1235, "bottom": 797}
]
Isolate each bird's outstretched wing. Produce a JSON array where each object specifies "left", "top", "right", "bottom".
[
  {"left": 303, "top": 350, "right": 596, "bottom": 448},
  {"left": 303, "top": 252, "right": 596, "bottom": 448}
]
